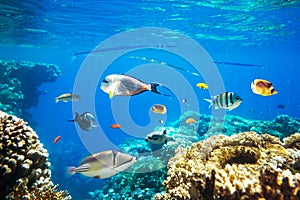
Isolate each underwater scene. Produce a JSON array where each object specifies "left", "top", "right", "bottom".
[{"left": 0, "top": 0, "right": 300, "bottom": 199}]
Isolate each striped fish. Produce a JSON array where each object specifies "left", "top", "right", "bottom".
[{"left": 204, "top": 92, "right": 242, "bottom": 111}]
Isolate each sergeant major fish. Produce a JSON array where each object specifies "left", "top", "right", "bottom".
[
  {"left": 68, "top": 112, "right": 97, "bottom": 131},
  {"left": 100, "top": 74, "right": 173, "bottom": 99},
  {"left": 204, "top": 92, "right": 242, "bottom": 111},
  {"left": 68, "top": 150, "right": 136, "bottom": 179}
]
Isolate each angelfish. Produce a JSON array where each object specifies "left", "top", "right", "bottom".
[
  {"left": 68, "top": 112, "right": 98, "bottom": 131},
  {"left": 68, "top": 150, "right": 136, "bottom": 179},
  {"left": 101, "top": 74, "right": 173, "bottom": 99}
]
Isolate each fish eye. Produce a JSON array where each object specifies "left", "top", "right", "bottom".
[
  {"left": 102, "top": 79, "right": 109, "bottom": 83},
  {"left": 271, "top": 88, "right": 275, "bottom": 93}
]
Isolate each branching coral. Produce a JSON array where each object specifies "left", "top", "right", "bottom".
[
  {"left": 155, "top": 132, "right": 300, "bottom": 200},
  {"left": 0, "top": 111, "right": 71, "bottom": 199}
]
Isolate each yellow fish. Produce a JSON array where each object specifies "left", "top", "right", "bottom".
[
  {"left": 151, "top": 104, "right": 167, "bottom": 114},
  {"left": 196, "top": 82, "right": 208, "bottom": 89},
  {"left": 251, "top": 79, "right": 278, "bottom": 96}
]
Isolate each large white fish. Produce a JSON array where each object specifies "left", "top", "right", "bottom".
[
  {"left": 100, "top": 74, "right": 173, "bottom": 99},
  {"left": 68, "top": 112, "right": 98, "bottom": 131},
  {"left": 68, "top": 150, "right": 136, "bottom": 178}
]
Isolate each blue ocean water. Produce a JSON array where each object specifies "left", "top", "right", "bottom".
[{"left": 0, "top": 0, "right": 300, "bottom": 199}]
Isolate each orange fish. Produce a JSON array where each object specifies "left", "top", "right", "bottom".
[
  {"left": 251, "top": 79, "right": 278, "bottom": 96},
  {"left": 111, "top": 124, "right": 122, "bottom": 129},
  {"left": 53, "top": 136, "right": 61, "bottom": 144},
  {"left": 185, "top": 118, "right": 196, "bottom": 124}
]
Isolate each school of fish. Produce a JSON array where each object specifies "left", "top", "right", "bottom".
[{"left": 53, "top": 54, "right": 278, "bottom": 180}]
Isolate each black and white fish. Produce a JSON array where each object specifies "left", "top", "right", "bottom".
[
  {"left": 68, "top": 150, "right": 136, "bottom": 179},
  {"left": 145, "top": 129, "right": 174, "bottom": 145},
  {"left": 68, "top": 112, "right": 98, "bottom": 131},
  {"left": 101, "top": 74, "right": 173, "bottom": 99},
  {"left": 204, "top": 92, "right": 242, "bottom": 111}
]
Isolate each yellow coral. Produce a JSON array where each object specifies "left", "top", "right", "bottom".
[
  {"left": 155, "top": 132, "right": 300, "bottom": 199},
  {"left": 0, "top": 111, "right": 71, "bottom": 199}
]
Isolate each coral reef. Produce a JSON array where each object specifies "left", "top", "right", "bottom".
[
  {"left": 0, "top": 59, "right": 61, "bottom": 122},
  {"left": 0, "top": 110, "right": 71, "bottom": 199},
  {"left": 170, "top": 111, "right": 300, "bottom": 139},
  {"left": 155, "top": 132, "right": 300, "bottom": 200},
  {"left": 88, "top": 126, "right": 198, "bottom": 199}
]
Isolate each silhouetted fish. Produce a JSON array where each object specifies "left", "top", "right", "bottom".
[
  {"left": 70, "top": 44, "right": 177, "bottom": 62},
  {"left": 213, "top": 61, "right": 264, "bottom": 67}
]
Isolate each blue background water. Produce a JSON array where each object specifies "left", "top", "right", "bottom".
[{"left": 0, "top": 0, "right": 300, "bottom": 199}]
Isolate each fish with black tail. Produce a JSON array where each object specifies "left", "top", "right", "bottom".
[{"left": 101, "top": 74, "right": 173, "bottom": 98}]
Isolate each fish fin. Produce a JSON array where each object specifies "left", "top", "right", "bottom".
[
  {"left": 67, "top": 167, "right": 77, "bottom": 176},
  {"left": 55, "top": 98, "right": 59, "bottom": 103},
  {"left": 150, "top": 83, "right": 174, "bottom": 97},
  {"left": 204, "top": 98, "right": 212, "bottom": 109},
  {"left": 164, "top": 139, "right": 168, "bottom": 144},
  {"left": 250, "top": 81, "right": 255, "bottom": 90},
  {"left": 109, "top": 91, "right": 114, "bottom": 99},
  {"left": 145, "top": 139, "right": 149, "bottom": 142},
  {"left": 163, "top": 129, "right": 167, "bottom": 135}
]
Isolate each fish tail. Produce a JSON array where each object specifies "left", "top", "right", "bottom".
[
  {"left": 55, "top": 98, "right": 59, "bottom": 103},
  {"left": 150, "top": 83, "right": 174, "bottom": 97},
  {"left": 67, "top": 167, "right": 77, "bottom": 175},
  {"left": 204, "top": 98, "right": 212, "bottom": 108}
]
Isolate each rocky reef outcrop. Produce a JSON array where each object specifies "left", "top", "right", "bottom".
[
  {"left": 0, "top": 110, "right": 71, "bottom": 199},
  {"left": 0, "top": 60, "right": 61, "bottom": 122},
  {"left": 154, "top": 132, "right": 300, "bottom": 200}
]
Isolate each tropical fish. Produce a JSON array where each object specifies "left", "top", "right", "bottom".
[
  {"left": 55, "top": 93, "right": 81, "bottom": 103},
  {"left": 128, "top": 56, "right": 200, "bottom": 76},
  {"left": 68, "top": 150, "right": 136, "bottom": 178},
  {"left": 111, "top": 124, "right": 122, "bottom": 129},
  {"left": 53, "top": 136, "right": 61, "bottom": 144},
  {"left": 185, "top": 117, "right": 196, "bottom": 124},
  {"left": 101, "top": 74, "right": 173, "bottom": 99},
  {"left": 145, "top": 129, "right": 173, "bottom": 145},
  {"left": 204, "top": 92, "right": 242, "bottom": 111},
  {"left": 251, "top": 79, "right": 278, "bottom": 96},
  {"left": 196, "top": 82, "right": 208, "bottom": 89},
  {"left": 68, "top": 112, "right": 97, "bottom": 131},
  {"left": 151, "top": 104, "right": 167, "bottom": 114}
]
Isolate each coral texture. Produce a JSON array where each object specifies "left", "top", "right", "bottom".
[
  {"left": 155, "top": 132, "right": 300, "bottom": 200},
  {"left": 0, "top": 111, "right": 71, "bottom": 199},
  {"left": 170, "top": 111, "right": 300, "bottom": 139},
  {"left": 0, "top": 60, "right": 61, "bottom": 121}
]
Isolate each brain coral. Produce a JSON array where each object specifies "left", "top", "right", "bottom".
[
  {"left": 155, "top": 132, "right": 300, "bottom": 200},
  {"left": 0, "top": 110, "right": 70, "bottom": 199}
]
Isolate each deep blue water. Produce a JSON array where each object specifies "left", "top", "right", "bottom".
[{"left": 0, "top": 0, "right": 300, "bottom": 199}]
